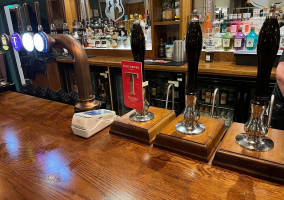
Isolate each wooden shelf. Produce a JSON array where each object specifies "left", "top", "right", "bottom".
[{"left": 153, "top": 21, "right": 180, "bottom": 26}]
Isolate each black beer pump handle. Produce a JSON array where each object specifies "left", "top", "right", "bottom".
[
  {"left": 186, "top": 10, "right": 202, "bottom": 95},
  {"left": 254, "top": 5, "right": 280, "bottom": 103},
  {"left": 34, "top": 2, "right": 43, "bottom": 32},
  {"left": 23, "top": 3, "right": 32, "bottom": 32},
  {"left": 130, "top": 14, "right": 146, "bottom": 81},
  {"left": 15, "top": 7, "right": 23, "bottom": 33}
]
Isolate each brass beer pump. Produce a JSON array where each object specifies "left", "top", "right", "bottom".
[{"left": 31, "top": 1, "right": 99, "bottom": 112}]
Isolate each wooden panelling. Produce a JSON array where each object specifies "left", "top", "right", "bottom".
[
  {"left": 124, "top": 2, "right": 145, "bottom": 17},
  {"left": 56, "top": 56, "right": 277, "bottom": 79},
  {"left": 0, "top": 92, "right": 284, "bottom": 199},
  {"left": 179, "top": 0, "right": 192, "bottom": 39},
  {"left": 64, "top": 0, "right": 77, "bottom": 32}
]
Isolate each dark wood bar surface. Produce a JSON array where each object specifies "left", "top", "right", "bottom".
[
  {"left": 0, "top": 92, "right": 283, "bottom": 200},
  {"left": 56, "top": 56, "right": 277, "bottom": 79}
]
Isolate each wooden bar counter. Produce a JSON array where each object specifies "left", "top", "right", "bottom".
[
  {"left": 0, "top": 91, "right": 283, "bottom": 199},
  {"left": 56, "top": 56, "right": 277, "bottom": 79}
]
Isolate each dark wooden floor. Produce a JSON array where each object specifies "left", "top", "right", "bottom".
[{"left": 0, "top": 92, "right": 283, "bottom": 200}]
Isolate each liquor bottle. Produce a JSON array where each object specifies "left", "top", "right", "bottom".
[
  {"left": 205, "top": 36, "right": 214, "bottom": 62},
  {"left": 245, "top": 27, "right": 258, "bottom": 50},
  {"left": 220, "top": 15, "right": 229, "bottom": 33},
  {"left": 203, "top": 13, "right": 212, "bottom": 34},
  {"left": 249, "top": 9, "right": 261, "bottom": 34},
  {"left": 258, "top": 7, "right": 269, "bottom": 32},
  {"left": 63, "top": 23, "right": 70, "bottom": 35},
  {"left": 230, "top": 14, "right": 238, "bottom": 34},
  {"left": 213, "top": 27, "right": 223, "bottom": 50},
  {"left": 222, "top": 27, "right": 233, "bottom": 51},
  {"left": 241, "top": 13, "right": 250, "bottom": 35},
  {"left": 73, "top": 20, "right": 80, "bottom": 40},
  {"left": 124, "top": 15, "right": 130, "bottom": 36},
  {"left": 174, "top": 0, "right": 180, "bottom": 21},
  {"left": 233, "top": 27, "right": 245, "bottom": 51},
  {"left": 130, "top": 14, "right": 134, "bottom": 29},
  {"left": 158, "top": 38, "right": 166, "bottom": 58},
  {"left": 162, "top": 0, "right": 173, "bottom": 21}
]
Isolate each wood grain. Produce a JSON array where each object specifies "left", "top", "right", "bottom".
[
  {"left": 1, "top": 92, "right": 284, "bottom": 200},
  {"left": 109, "top": 107, "right": 176, "bottom": 144},
  {"left": 154, "top": 115, "right": 226, "bottom": 162},
  {"left": 213, "top": 123, "right": 284, "bottom": 183},
  {"left": 56, "top": 56, "right": 277, "bottom": 79}
]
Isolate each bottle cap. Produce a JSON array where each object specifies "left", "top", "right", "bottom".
[
  {"left": 238, "top": 27, "right": 242, "bottom": 31},
  {"left": 190, "top": 10, "right": 199, "bottom": 22},
  {"left": 227, "top": 27, "right": 231, "bottom": 32},
  {"left": 251, "top": 26, "right": 255, "bottom": 30}
]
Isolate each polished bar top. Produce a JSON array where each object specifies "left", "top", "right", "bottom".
[
  {"left": 56, "top": 56, "right": 277, "bottom": 79},
  {"left": 0, "top": 91, "right": 283, "bottom": 199}
]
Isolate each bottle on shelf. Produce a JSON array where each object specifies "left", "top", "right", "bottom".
[
  {"left": 205, "top": 35, "right": 214, "bottom": 62},
  {"left": 245, "top": 26, "right": 258, "bottom": 50},
  {"left": 248, "top": 9, "right": 261, "bottom": 34},
  {"left": 174, "top": 0, "right": 180, "bottom": 21},
  {"left": 220, "top": 15, "right": 229, "bottom": 34},
  {"left": 203, "top": 13, "right": 212, "bottom": 34},
  {"left": 233, "top": 27, "right": 245, "bottom": 51},
  {"left": 229, "top": 14, "right": 238, "bottom": 35},
  {"left": 158, "top": 38, "right": 166, "bottom": 58},
  {"left": 213, "top": 27, "right": 223, "bottom": 50},
  {"left": 162, "top": 0, "right": 173, "bottom": 21},
  {"left": 222, "top": 27, "right": 233, "bottom": 51},
  {"left": 73, "top": 20, "right": 80, "bottom": 41}
]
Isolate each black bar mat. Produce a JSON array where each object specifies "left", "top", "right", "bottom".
[{"left": 144, "top": 59, "right": 186, "bottom": 66}]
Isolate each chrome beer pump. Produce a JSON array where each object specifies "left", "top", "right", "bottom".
[
  {"left": 175, "top": 10, "right": 206, "bottom": 134},
  {"left": 235, "top": 4, "right": 280, "bottom": 151},
  {"left": 129, "top": 14, "right": 154, "bottom": 122}
]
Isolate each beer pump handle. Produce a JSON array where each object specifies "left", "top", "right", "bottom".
[
  {"left": 254, "top": 4, "right": 280, "bottom": 103},
  {"left": 15, "top": 7, "right": 23, "bottom": 33},
  {"left": 186, "top": 10, "right": 202, "bottom": 95},
  {"left": 211, "top": 88, "right": 219, "bottom": 118},
  {"left": 34, "top": 2, "right": 43, "bottom": 32},
  {"left": 23, "top": 3, "right": 32, "bottom": 32}
]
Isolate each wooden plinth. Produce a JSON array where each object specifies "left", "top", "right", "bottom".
[
  {"left": 109, "top": 107, "right": 176, "bottom": 145},
  {"left": 154, "top": 115, "right": 226, "bottom": 162},
  {"left": 213, "top": 122, "right": 284, "bottom": 183}
]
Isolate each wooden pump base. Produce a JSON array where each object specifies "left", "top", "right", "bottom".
[
  {"left": 109, "top": 107, "right": 176, "bottom": 145},
  {"left": 213, "top": 122, "right": 284, "bottom": 184},
  {"left": 154, "top": 115, "right": 226, "bottom": 162}
]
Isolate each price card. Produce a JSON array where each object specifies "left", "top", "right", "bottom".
[{"left": 121, "top": 61, "right": 143, "bottom": 111}]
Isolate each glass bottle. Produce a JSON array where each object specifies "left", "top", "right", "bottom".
[
  {"left": 249, "top": 9, "right": 261, "bottom": 34},
  {"left": 174, "top": 0, "right": 180, "bottom": 21},
  {"left": 203, "top": 12, "right": 212, "bottom": 34},
  {"left": 233, "top": 27, "right": 245, "bottom": 51},
  {"left": 230, "top": 14, "right": 238, "bottom": 34},
  {"left": 222, "top": 27, "right": 233, "bottom": 51},
  {"left": 213, "top": 27, "right": 223, "bottom": 50},
  {"left": 158, "top": 38, "right": 166, "bottom": 58},
  {"left": 245, "top": 27, "right": 258, "bottom": 50},
  {"left": 162, "top": 0, "right": 173, "bottom": 21},
  {"left": 220, "top": 15, "right": 229, "bottom": 34}
]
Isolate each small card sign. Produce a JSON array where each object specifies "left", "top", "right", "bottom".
[{"left": 121, "top": 61, "right": 143, "bottom": 111}]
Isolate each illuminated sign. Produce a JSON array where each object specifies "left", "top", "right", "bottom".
[
  {"left": 1, "top": 34, "right": 10, "bottom": 51},
  {"left": 22, "top": 32, "right": 34, "bottom": 52},
  {"left": 11, "top": 33, "right": 22, "bottom": 51},
  {"left": 33, "top": 32, "right": 49, "bottom": 53}
]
